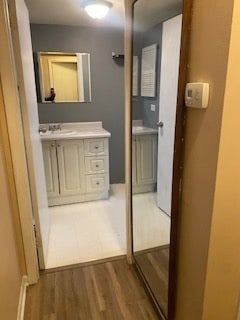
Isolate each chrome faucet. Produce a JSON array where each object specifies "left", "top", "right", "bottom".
[{"left": 49, "top": 124, "right": 61, "bottom": 132}]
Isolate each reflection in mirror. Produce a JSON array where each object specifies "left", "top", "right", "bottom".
[
  {"left": 132, "top": 0, "right": 182, "bottom": 318},
  {"left": 38, "top": 52, "right": 91, "bottom": 103}
]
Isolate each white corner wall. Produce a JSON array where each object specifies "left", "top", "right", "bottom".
[{"left": 10, "top": 0, "right": 50, "bottom": 267}]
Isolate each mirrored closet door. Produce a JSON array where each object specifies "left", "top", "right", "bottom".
[{"left": 130, "top": 0, "right": 192, "bottom": 318}]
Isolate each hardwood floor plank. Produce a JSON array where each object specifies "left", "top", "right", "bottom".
[
  {"left": 147, "top": 253, "right": 168, "bottom": 287},
  {"left": 97, "top": 263, "right": 125, "bottom": 320},
  {"left": 72, "top": 267, "right": 92, "bottom": 319},
  {"left": 89, "top": 265, "right": 106, "bottom": 312},
  {"left": 137, "top": 298, "right": 160, "bottom": 320},
  {"left": 135, "top": 246, "right": 169, "bottom": 317},
  {"left": 105, "top": 261, "right": 133, "bottom": 319},
  {"left": 105, "top": 260, "right": 154, "bottom": 320},
  {"left": 24, "top": 258, "right": 159, "bottom": 320},
  {"left": 83, "top": 266, "right": 106, "bottom": 320},
  {"left": 42, "top": 273, "right": 56, "bottom": 318}
]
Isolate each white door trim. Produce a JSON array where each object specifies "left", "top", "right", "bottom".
[
  {"left": 124, "top": 0, "right": 134, "bottom": 264},
  {"left": 17, "top": 276, "right": 29, "bottom": 320}
]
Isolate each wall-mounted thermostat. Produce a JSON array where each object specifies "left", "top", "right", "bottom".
[{"left": 185, "top": 82, "right": 209, "bottom": 108}]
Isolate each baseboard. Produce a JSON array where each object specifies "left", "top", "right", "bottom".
[{"left": 17, "top": 276, "right": 29, "bottom": 320}]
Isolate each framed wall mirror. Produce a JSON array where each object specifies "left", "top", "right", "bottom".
[
  {"left": 131, "top": 0, "right": 192, "bottom": 318},
  {"left": 37, "top": 52, "right": 91, "bottom": 103}
]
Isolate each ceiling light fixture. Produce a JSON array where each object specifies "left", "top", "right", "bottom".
[{"left": 82, "top": 0, "right": 113, "bottom": 19}]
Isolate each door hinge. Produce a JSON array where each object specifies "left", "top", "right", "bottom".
[{"left": 33, "top": 224, "right": 41, "bottom": 248}]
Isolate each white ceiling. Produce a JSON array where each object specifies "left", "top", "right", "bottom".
[
  {"left": 135, "top": 0, "right": 182, "bottom": 31},
  {"left": 24, "top": 0, "right": 182, "bottom": 30},
  {"left": 24, "top": 0, "right": 125, "bottom": 28}
]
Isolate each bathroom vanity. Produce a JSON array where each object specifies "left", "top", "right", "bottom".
[
  {"left": 132, "top": 121, "right": 158, "bottom": 194},
  {"left": 40, "top": 122, "right": 111, "bottom": 206}
]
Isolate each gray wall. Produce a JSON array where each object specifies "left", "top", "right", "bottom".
[
  {"left": 132, "top": 10, "right": 182, "bottom": 129},
  {"left": 30, "top": 24, "right": 125, "bottom": 183},
  {"left": 132, "top": 24, "right": 162, "bottom": 129}
]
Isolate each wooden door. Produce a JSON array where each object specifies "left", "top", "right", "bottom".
[{"left": 49, "top": 60, "right": 78, "bottom": 102}]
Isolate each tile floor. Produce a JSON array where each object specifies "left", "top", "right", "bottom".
[
  {"left": 46, "top": 184, "right": 170, "bottom": 269},
  {"left": 133, "top": 192, "right": 170, "bottom": 252}
]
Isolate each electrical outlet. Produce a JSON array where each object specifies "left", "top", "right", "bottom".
[{"left": 150, "top": 104, "right": 156, "bottom": 111}]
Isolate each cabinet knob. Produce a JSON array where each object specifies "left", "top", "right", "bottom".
[
  {"left": 57, "top": 144, "right": 61, "bottom": 147},
  {"left": 96, "top": 181, "right": 100, "bottom": 185},
  {"left": 95, "top": 146, "right": 99, "bottom": 149},
  {"left": 96, "top": 164, "right": 99, "bottom": 168},
  {"left": 51, "top": 144, "right": 55, "bottom": 147}
]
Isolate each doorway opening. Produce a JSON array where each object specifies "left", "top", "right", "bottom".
[{"left": 11, "top": 0, "right": 126, "bottom": 270}]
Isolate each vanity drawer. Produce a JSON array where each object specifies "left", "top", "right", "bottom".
[
  {"left": 85, "top": 156, "right": 109, "bottom": 174},
  {"left": 84, "top": 139, "right": 108, "bottom": 156},
  {"left": 86, "top": 174, "right": 109, "bottom": 193}
]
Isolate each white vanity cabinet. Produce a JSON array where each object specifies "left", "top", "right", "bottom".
[
  {"left": 42, "top": 137, "right": 110, "bottom": 206},
  {"left": 84, "top": 138, "right": 109, "bottom": 194},
  {"left": 42, "top": 141, "right": 60, "bottom": 198},
  {"left": 57, "top": 140, "right": 85, "bottom": 197},
  {"left": 132, "top": 134, "right": 157, "bottom": 194}
]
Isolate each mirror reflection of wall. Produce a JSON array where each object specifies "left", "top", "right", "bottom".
[
  {"left": 132, "top": 0, "right": 183, "bottom": 318},
  {"left": 38, "top": 52, "right": 91, "bottom": 103}
]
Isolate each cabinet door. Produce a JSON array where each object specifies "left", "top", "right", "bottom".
[
  {"left": 42, "top": 141, "right": 59, "bottom": 198},
  {"left": 57, "top": 140, "right": 85, "bottom": 196},
  {"left": 132, "top": 138, "right": 137, "bottom": 186},
  {"left": 136, "top": 135, "right": 157, "bottom": 185}
]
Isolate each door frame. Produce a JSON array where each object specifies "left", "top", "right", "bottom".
[
  {"left": 124, "top": 0, "right": 193, "bottom": 318},
  {"left": 9, "top": 0, "right": 52, "bottom": 271},
  {"left": 167, "top": 1, "right": 193, "bottom": 318},
  {"left": 0, "top": 0, "right": 39, "bottom": 284}
]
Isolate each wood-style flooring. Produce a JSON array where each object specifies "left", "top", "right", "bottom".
[
  {"left": 24, "top": 257, "right": 160, "bottom": 320},
  {"left": 135, "top": 246, "right": 169, "bottom": 317}
]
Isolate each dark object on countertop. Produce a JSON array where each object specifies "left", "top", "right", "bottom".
[{"left": 45, "top": 88, "right": 56, "bottom": 102}]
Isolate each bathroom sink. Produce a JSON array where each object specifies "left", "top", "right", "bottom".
[
  {"left": 54, "top": 129, "right": 77, "bottom": 135},
  {"left": 39, "top": 130, "right": 52, "bottom": 136}
]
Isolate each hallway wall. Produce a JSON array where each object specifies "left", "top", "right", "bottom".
[
  {"left": 176, "top": 0, "right": 236, "bottom": 319},
  {"left": 201, "top": 0, "right": 240, "bottom": 317}
]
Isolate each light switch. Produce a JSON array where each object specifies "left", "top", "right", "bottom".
[{"left": 150, "top": 104, "right": 156, "bottom": 111}]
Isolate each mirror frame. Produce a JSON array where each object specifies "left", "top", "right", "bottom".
[{"left": 124, "top": 0, "right": 193, "bottom": 318}]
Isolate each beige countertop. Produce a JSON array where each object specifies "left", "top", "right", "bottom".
[
  {"left": 132, "top": 125, "right": 158, "bottom": 135},
  {"left": 39, "top": 121, "right": 111, "bottom": 141},
  {"left": 132, "top": 120, "right": 158, "bottom": 135}
]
